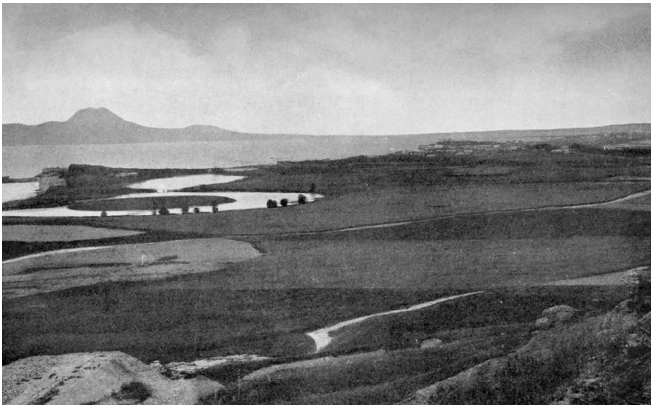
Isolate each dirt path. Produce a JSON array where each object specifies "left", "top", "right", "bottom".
[
  {"left": 306, "top": 291, "right": 484, "bottom": 353},
  {"left": 544, "top": 266, "right": 650, "bottom": 286}
]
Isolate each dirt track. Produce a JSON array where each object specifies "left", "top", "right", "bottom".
[
  {"left": 545, "top": 266, "right": 650, "bottom": 286},
  {"left": 306, "top": 291, "right": 484, "bottom": 353}
]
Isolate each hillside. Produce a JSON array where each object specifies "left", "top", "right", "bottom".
[{"left": 3, "top": 107, "right": 650, "bottom": 146}]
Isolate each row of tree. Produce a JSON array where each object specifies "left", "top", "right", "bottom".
[
  {"left": 100, "top": 194, "right": 311, "bottom": 216},
  {"left": 267, "top": 194, "right": 308, "bottom": 208}
]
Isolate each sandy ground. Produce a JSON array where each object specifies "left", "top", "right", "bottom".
[
  {"left": 306, "top": 291, "right": 484, "bottom": 353},
  {"left": 2, "top": 238, "right": 261, "bottom": 298}
]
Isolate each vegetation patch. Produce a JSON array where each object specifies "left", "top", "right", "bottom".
[{"left": 111, "top": 381, "right": 151, "bottom": 403}]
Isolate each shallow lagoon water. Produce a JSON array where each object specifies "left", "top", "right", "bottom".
[
  {"left": 2, "top": 174, "right": 321, "bottom": 218},
  {"left": 2, "top": 182, "right": 39, "bottom": 203},
  {"left": 128, "top": 174, "right": 245, "bottom": 192}
]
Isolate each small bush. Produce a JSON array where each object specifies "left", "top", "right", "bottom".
[
  {"left": 111, "top": 381, "right": 151, "bottom": 403},
  {"left": 158, "top": 207, "right": 170, "bottom": 216},
  {"left": 194, "top": 207, "right": 201, "bottom": 213},
  {"left": 267, "top": 199, "right": 278, "bottom": 208},
  {"left": 100, "top": 211, "right": 107, "bottom": 217},
  {"left": 181, "top": 205, "right": 189, "bottom": 214},
  {"left": 280, "top": 198, "right": 289, "bottom": 207},
  {"left": 298, "top": 194, "right": 307, "bottom": 205}
]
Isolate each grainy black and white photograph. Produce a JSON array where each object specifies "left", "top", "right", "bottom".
[{"left": 1, "top": 3, "right": 650, "bottom": 405}]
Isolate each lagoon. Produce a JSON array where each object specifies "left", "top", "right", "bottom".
[
  {"left": 128, "top": 174, "right": 245, "bottom": 192},
  {"left": 2, "top": 182, "right": 39, "bottom": 203},
  {"left": 2, "top": 191, "right": 321, "bottom": 218},
  {"left": 2, "top": 137, "right": 424, "bottom": 179}
]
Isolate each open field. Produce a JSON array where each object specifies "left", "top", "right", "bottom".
[
  {"left": 3, "top": 238, "right": 260, "bottom": 298},
  {"left": 2, "top": 150, "right": 649, "bottom": 404},
  {"left": 2, "top": 283, "right": 628, "bottom": 368},
  {"left": 37, "top": 181, "right": 649, "bottom": 236},
  {"left": 2, "top": 224, "right": 143, "bottom": 242},
  {"left": 3, "top": 203, "right": 647, "bottom": 363}
]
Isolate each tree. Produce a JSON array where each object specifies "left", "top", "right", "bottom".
[
  {"left": 211, "top": 200, "right": 219, "bottom": 213},
  {"left": 194, "top": 207, "right": 201, "bottom": 214},
  {"left": 298, "top": 194, "right": 307, "bottom": 205},
  {"left": 100, "top": 210, "right": 108, "bottom": 217},
  {"left": 181, "top": 205, "right": 189, "bottom": 214},
  {"left": 266, "top": 199, "right": 278, "bottom": 208},
  {"left": 280, "top": 198, "right": 289, "bottom": 207},
  {"left": 309, "top": 183, "right": 316, "bottom": 193},
  {"left": 159, "top": 207, "right": 170, "bottom": 216}
]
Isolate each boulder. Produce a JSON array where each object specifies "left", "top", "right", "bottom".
[
  {"left": 542, "top": 305, "right": 578, "bottom": 324},
  {"left": 420, "top": 338, "right": 443, "bottom": 350},
  {"left": 2, "top": 351, "right": 223, "bottom": 405},
  {"left": 535, "top": 317, "right": 552, "bottom": 330}
]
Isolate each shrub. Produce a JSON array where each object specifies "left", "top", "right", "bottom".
[
  {"left": 111, "top": 381, "right": 151, "bottom": 403},
  {"left": 267, "top": 199, "right": 278, "bottom": 208},
  {"left": 181, "top": 205, "right": 189, "bottom": 214},
  {"left": 280, "top": 198, "right": 289, "bottom": 207},
  {"left": 212, "top": 206, "right": 219, "bottom": 213},
  {"left": 194, "top": 207, "right": 201, "bottom": 214},
  {"left": 158, "top": 207, "right": 170, "bottom": 216},
  {"left": 100, "top": 211, "right": 107, "bottom": 217},
  {"left": 298, "top": 194, "right": 307, "bottom": 205}
]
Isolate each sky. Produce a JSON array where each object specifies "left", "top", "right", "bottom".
[{"left": 2, "top": 4, "right": 651, "bottom": 135}]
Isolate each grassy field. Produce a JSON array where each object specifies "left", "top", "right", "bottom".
[
  {"left": 2, "top": 150, "right": 649, "bottom": 404},
  {"left": 2, "top": 224, "right": 143, "bottom": 242},
  {"left": 47, "top": 181, "right": 649, "bottom": 236},
  {"left": 3, "top": 204, "right": 647, "bottom": 364},
  {"left": 3, "top": 238, "right": 261, "bottom": 299},
  {"left": 200, "top": 286, "right": 628, "bottom": 404}
]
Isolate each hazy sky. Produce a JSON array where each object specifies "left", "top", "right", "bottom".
[{"left": 3, "top": 4, "right": 650, "bottom": 134}]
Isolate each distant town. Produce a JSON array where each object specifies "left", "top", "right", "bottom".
[{"left": 394, "top": 131, "right": 650, "bottom": 157}]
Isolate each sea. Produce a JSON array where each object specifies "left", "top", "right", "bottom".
[{"left": 2, "top": 137, "right": 425, "bottom": 179}]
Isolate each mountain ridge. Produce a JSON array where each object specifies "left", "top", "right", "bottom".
[{"left": 3, "top": 107, "right": 650, "bottom": 146}]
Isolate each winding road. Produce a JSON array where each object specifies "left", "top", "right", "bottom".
[{"left": 306, "top": 291, "right": 484, "bottom": 353}]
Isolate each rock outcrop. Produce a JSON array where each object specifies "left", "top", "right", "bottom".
[
  {"left": 2, "top": 351, "right": 223, "bottom": 405},
  {"left": 404, "top": 302, "right": 644, "bottom": 405},
  {"left": 534, "top": 304, "right": 579, "bottom": 330}
]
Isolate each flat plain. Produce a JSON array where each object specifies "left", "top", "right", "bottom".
[{"left": 2, "top": 147, "right": 650, "bottom": 403}]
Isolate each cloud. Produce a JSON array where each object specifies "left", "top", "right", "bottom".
[
  {"left": 3, "top": 4, "right": 650, "bottom": 134},
  {"left": 554, "top": 11, "right": 650, "bottom": 69}
]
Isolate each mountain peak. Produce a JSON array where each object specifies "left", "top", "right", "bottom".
[{"left": 67, "top": 107, "right": 124, "bottom": 124}]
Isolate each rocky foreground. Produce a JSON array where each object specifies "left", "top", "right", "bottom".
[
  {"left": 2, "top": 351, "right": 222, "bottom": 405},
  {"left": 3, "top": 272, "right": 650, "bottom": 405}
]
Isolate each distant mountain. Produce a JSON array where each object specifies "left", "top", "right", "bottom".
[
  {"left": 2, "top": 107, "right": 650, "bottom": 146},
  {"left": 2, "top": 107, "right": 261, "bottom": 146}
]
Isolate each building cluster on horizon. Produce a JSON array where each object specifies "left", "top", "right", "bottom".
[{"left": 395, "top": 141, "right": 524, "bottom": 156}]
